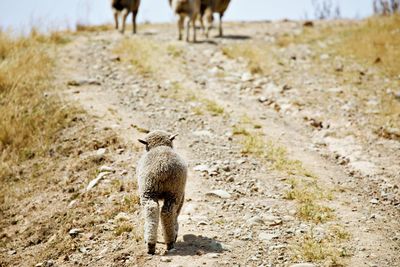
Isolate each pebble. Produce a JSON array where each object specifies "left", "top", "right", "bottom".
[
  {"left": 96, "top": 148, "right": 107, "bottom": 156},
  {"left": 86, "top": 172, "right": 109, "bottom": 191},
  {"left": 99, "top": 165, "right": 113, "bottom": 172},
  {"left": 160, "top": 257, "right": 172, "bottom": 262},
  {"left": 246, "top": 216, "right": 264, "bottom": 226},
  {"left": 258, "top": 232, "right": 279, "bottom": 241},
  {"left": 7, "top": 250, "right": 16, "bottom": 255},
  {"left": 370, "top": 198, "right": 379, "bottom": 205},
  {"left": 69, "top": 228, "right": 83, "bottom": 237},
  {"left": 193, "top": 164, "right": 210, "bottom": 172},
  {"left": 206, "top": 190, "right": 231, "bottom": 199},
  {"left": 207, "top": 253, "right": 219, "bottom": 259},
  {"left": 241, "top": 72, "right": 253, "bottom": 82}
]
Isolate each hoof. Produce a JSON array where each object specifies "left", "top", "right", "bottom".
[
  {"left": 166, "top": 242, "right": 175, "bottom": 251},
  {"left": 147, "top": 243, "right": 156, "bottom": 255}
]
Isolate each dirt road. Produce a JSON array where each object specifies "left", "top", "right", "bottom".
[{"left": 3, "top": 21, "right": 399, "bottom": 267}]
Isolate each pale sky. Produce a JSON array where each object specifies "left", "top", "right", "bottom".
[{"left": 0, "top": 0, "right": 373, "bottom": 33}]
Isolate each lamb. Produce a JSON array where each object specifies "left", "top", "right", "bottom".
[
  {"left": 200, "top": 0, "right": 231, "bottom": 37},
  {"left": 169, "top": 0, "right": 201, "bottom": 42},
  {"left": 111, "top": 0, "right": 140, "bottom": 34},
  {"left": 136, "top": 130, "right": 187, "bottom": 254}
]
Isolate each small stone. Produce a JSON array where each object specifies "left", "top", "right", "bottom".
[
  {"left": 241, "top": 72, "right": 253, "bottom": 82},
  {"left": 99, "top": 166, "right": 113, "bottom": 172},
  {"left": 69, "top": 228, "right": 83, "bottom": 237},
  {"left": 68, "top": 199, "right": 78, "bottom": 208},
  {"left": 160, "top": 257, "right": 172, "bottom": 262},
  {"left": 206, "top": 190, "right": 231, "bottom": 199},
  {"left": 258, "top": 232, "right": 279, "bottom": 242},
  {"left": 96, "top": 148, "right": 106, "bottom": 156},
  {"left": 197, "top": 221, "right": 208, "bottom": 226},
  {"left": 79, "top": 247, "right": 87, "bottom": 253},
  {"left": 86, "top": 172, "right": 109, "bottom": 191},
  {"left": 222, "top": 166, "right": 230, "bottom": 172},
  {"left": 258, "top": 96, "right": 268, "bottom": 103},
  {"left": 121, "top": 170, "right": 128, "bottom": 175},
  {"left": 370, "top": 198, "right": 379, "bottom": 205},
  {"left": 246, "top": 216, "right": 264, "bottom": 226},
  {"left": 207, "top": 253, "right": 219, "bottom": 259},
  {"left": 8, "top": 250, "right": 16, "bottom": 255},
  {"left": 193, "top": 165, "right": 210, "bottom": 172}
]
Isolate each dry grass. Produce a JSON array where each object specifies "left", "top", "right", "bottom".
[
  {"left": 76, "top": 23, "right": 113, "bottom": 32},
  {"left": 115, "top": 37, "right": 185, "bottom": 76},
  {"left": 292, "top": 226, "right": 352, "bottom": 266},
  {"left": 221, "top": 42, "right": 273, "bottom": 74},
  {"left": 0, "top": 30, "right": 73, "bottom": 180}
]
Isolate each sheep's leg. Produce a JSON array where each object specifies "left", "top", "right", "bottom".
[
  {"left": 142, "top": 197, "right": 159, "bottom": 254},
  {"left": 161, "top": 198, "right": 178, "bottom": 250},
  {"left": 178, "top": 15, "right": 184, "bottom": 41},
  {"left": 205, "top": 8, "right": 213, "bottom": 38},
  {"left": 186, "top": 17, "right": 191, "bottom": 42},
  {"left": 192, "top": 14, "right": 197, "bottom": 42},
  {"left": 200, "top": 15, "right": 205, "bottom": 36},
  {"left": 121, "top": 9, "right": 129, "bottom": 34},
  {"left": 132, "top": 10, "right": 138, "bottom": 34},
  {"left": 218, "top": 12, "right": 224, "bottom": 37},
  {"left": 114, "top": 11, "right": 119, "bottom": 30},
  {"left": 174, "top": 194, "right": 185, "bottom": 242}
]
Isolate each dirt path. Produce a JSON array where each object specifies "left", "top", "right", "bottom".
[{"left": 55, "top": 22, "right": 399, "bottom": 267}]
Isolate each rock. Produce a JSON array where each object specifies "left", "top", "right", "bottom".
[
  {"left": 86, "top": 172, "right": 109, "bottom": 191},
  {"left": 207, "top": 253, "right": 219, "bottom": 259},
  {"left": 258, "top": 96, "right": 268, "bottom": 103},
  {"left": 197, "top": 221, "right": 208, "bottom": 226},
  {"left": 79, "top": 247, "right": 88, "bottom": 253},
  {"left": 160, "top": 257, "right": 172, "bottom": 262},
  {"left": 7, "top": 250, "right": 16, "bottom": 255},
  {"left": 206, "top": 190, "right": 231, "bottom": 199},
  {"left": 96, "top": 148, "right": 107, "bottom": 156},
  {"left": 193, "top": 164, "right": 210, "bottom": 172},
  {"left": 222, "top": 165, "right": 230, "bottom": 172},
  {"left": 370, "top": 198, "right": 379, "bottom": 205},
  {"left": 320, "top": 54, "right": 330, "bottom": 60},
  {"left": 193, "top": 130, "right": 214, "bottom": 137},
  {"left": 69, "top": 228, "right": 83, "bottom": 237},
  {"left": 241, "top": 72, "right": 253, "bottom": 82},
  {"left": 258, "top": 232, "right": 279, "bottom": 242},
  {"left": 68, "top": 199, "right": 78, "bottom": 208},
  {"left": 99, "top": 166, "right": 113, "bottom": 172},
  {"left": 121, "top": 170, "right": 128, "bottom": 175},
  {"left": 246, "top": 216, "right": 264, "bottom": 226},
  {"left": 289, "top": 263, "right": 316, "bottom": 267}
]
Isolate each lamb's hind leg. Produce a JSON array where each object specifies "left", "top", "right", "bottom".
[
  {"left": 174, "top": 194, "right": 185, "bottom": 242},
  {"left": 161, "top": 198, "right": 178, "bottom": 250},
  {"left": 142, "top": 197, "right": 159, "bottom": 254}
]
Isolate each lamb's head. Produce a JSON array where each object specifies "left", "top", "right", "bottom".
[{"left": 138, "top": 130, "right": 178, "bottom": 151}]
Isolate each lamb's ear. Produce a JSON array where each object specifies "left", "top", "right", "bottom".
[
  {"left": 169, "top": 134, "right": 178, "bottom": 141},
  {"left": 138, "top": 139, "right": 148, "bottom": 145}
]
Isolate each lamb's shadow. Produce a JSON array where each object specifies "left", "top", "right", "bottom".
[
  {"left": 215, "top": 34, "right": 251, "bottom": 40},
  {"left": 168, "top": 234, "right": 225, "bottom": 256}
]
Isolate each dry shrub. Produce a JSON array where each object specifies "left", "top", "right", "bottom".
[{"left": 0, "top": 30, "right": 72, "bottom": 180}]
